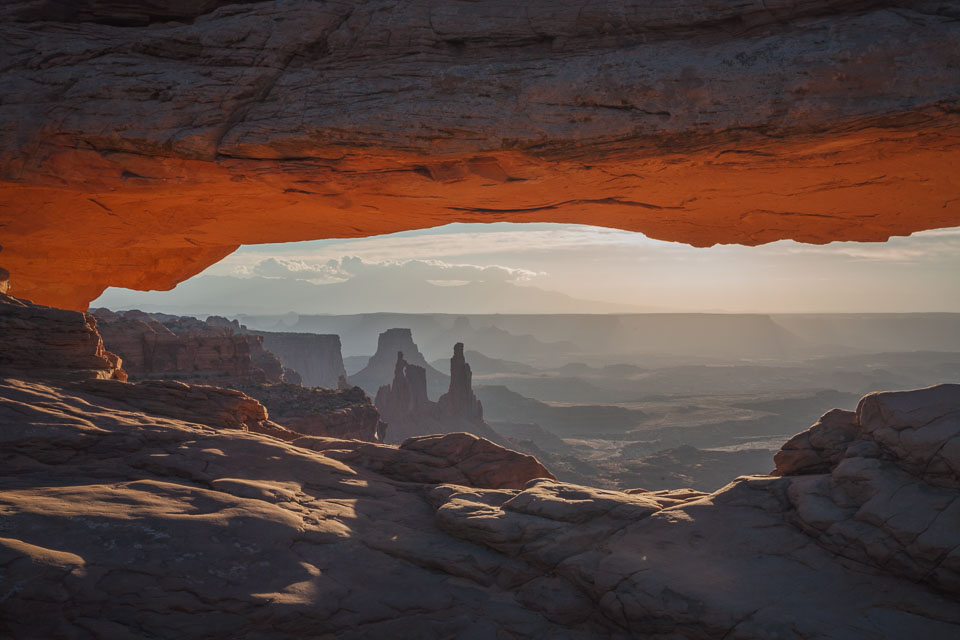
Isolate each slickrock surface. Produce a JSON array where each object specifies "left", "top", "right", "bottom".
[
  {"left": 2, "top": 378, "right": 959, "bottom": 638},
  {"left": 0, "top": 292, "right": 125, "bottom": 381},
  {"left": 353, "top": 329, "right": 448, "bottom": 397},
  {"left": 68, "top": 378, "right": 296, "bottom": 441},
  {"left": 254, "top": 331, "right": 347, "bottom": 389},
  {"left": 301, "top": 432, "right": 555, "bottom": 491},
  {"left": 376, "top": 348, "right": 506, "bottom": 445},
  {"left": 3, "top": 1, "right": 959, "bottom": 309},
  {"left": 238, "top": 383, "right": 386, "bottom": 443},
  {"left": 774, "top": 384, "right": 960, "bottom": 594}
]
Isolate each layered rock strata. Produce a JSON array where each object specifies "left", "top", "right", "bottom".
[
  {"left": 0, "top": 289, "right": 125, "bottom": 381},
  {"left": 2, "top": 376, "right": 959, "bottom": 638},
  {"left": 238, "top": 383, "right": 386, "bottom": 443},
  {"left": 4, "top": 2, "right": 959, "bottom": 309},
  {"left": 91, "top": 309, "right": 288, "bottom": 384}
]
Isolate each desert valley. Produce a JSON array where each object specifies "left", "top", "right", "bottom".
[{"left": 2, "top": 1, "right": 960, "bottom": 638}]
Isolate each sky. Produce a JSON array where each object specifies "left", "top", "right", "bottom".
[{"left": 92, "top": 223, "right": 960, "bottom": 315}]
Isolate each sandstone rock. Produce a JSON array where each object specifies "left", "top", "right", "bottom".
[
  {"left": 0, "top": 292, "right": 125, "bottom": 381},
  {"left": 69, "top": 378, "right": 295, "bottom": 441},
  {"left": 282, "top": 367, "right": 303, "bottom": 386},
  {"left": 298, "top": 431, "right": 554, "bottom": 491},
  {"left": 375, "top": 351, "right": 431, "bottom": 418},
  {"left": 2, "top": 373, "right": 960, "bottom": 638},
  {"left": 437, "top": 342, "right": 483, "bottom": 422},
  {"left": 237, "top": 383, "right": 386, "bottom": 443},
  {"left": 0, "top": 378, "right": 595, "bottom": 639},
  {"left": 93, "top": 309, "right": 285, "bottom": 385},
  {"left": 1, "top": 3, "right": 959, "bottom": 309},
  {"left": 774, "top": 384, "right": 960, "bottom": 594},
  {"left": 255, "top": 331, "right": 346, "bottom": 389},
  {"left": 774, "top": 408, "right": 860, "bottom": 476},
  {"left": 375, "top": 347, "right": 509, "bottom": 446},
  {"left": 353, "top": 329, "right": 447, "bottom": 397}
]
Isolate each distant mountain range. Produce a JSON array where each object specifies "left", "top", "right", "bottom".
[{"left": 93, "top": 274, "right": 651, "bottom": 315}]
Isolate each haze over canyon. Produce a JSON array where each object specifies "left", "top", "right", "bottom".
[{"left": 2, "top": 1, "right": 960, "bottom": 639}]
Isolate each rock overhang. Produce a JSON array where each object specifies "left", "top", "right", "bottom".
[{"left": 1, "top": 0, "right": 959, "bottom": 310}]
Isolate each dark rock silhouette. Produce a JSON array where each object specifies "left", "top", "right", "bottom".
[
  {"left": 376, "top": 345, "right": 511, "bottom": 447},
  {"left": 253, "top": 331, "right": 346, "bottom": 389},
  {"left": 437, "top": 343, "right": 483, "bottom": 422},
  {"left": 351, "top": 328, "right": 447, "bottom": 397}
]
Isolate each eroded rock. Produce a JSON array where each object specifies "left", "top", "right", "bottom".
[
  {"left": 0, "top": 291, "right": 125, "bottom": 381},
  {"left": 2, "top": 375, "right": 960, "bottom": 637},
  {"left": 92, "top": 309, "right": 289, "bottom": 385},
  {"left": 2, "top": 2, "right": 959, "bottom": 309},
  {"left": 773, "top": 384, "right": 960, "bottom": 594}
]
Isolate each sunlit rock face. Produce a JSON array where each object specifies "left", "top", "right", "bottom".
[
  {"left": 0, "top": 290, "right": 125, "bottom": 381},
  {"left": 91, "top": 309, "right": 288, "bottom": 385},
  {"left": 1, "top": 1, "right": 959, "bottom": 309}
]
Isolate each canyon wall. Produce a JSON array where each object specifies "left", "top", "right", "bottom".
[
  {"left": 91, "top": 309, "right": 287, "bottom": 385},
  {"left": 2, "top": 289, "right": 959, "bottom": 638},
  {"left": 1, "top": 289, "right": 125, "bottom": 382},
  {"left": 254, "top": 332, "right": 346, "bottom": 389},
  {"left": 1, "top": 1, "right": 958, "bottom": 309},
  {"left": 89, "top": 308, "right": 384, "bottom": 441}
]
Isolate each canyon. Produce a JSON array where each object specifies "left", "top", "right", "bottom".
[
  {"left": 1, "top": 1, "right": 959, "bottom": 309},
  {"left": 352, "top": 328, "right": 449, "bottom": 399},
  {"left": 2, "top": 287, "right": 959, "bottom": 638},
  {"left": 3, "top": 1, "right": 960, "bottom": 637},
  {"left": 375, "top": 343, "right": 503, "bottom": 445},
  {"left": 86, "top": 307, "right": 382, "bottom": 442}
]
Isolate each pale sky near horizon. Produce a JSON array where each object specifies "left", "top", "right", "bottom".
[{"left": 93, "top": 223, "right": 960, "bottom": 314}]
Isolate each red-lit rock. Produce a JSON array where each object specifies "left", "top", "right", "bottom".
[{"left": 1, "top": 2, "right": 958, "bottom": 309}]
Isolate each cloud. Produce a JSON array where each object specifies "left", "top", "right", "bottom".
[
  {"left": 234, "top": 256, "right": 542, "bottom": 284},
  {"left": 235, "top": 257, "right": 348, "bottom": 282}
]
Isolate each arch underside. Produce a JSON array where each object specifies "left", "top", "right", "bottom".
[{"left": 1, "top": 0, "right": 958, "bottom": 309}]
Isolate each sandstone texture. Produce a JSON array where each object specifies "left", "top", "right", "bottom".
[
  {"left": 300, "top": 431, "right": 555, "bottom": 491},
  {"left": 238, "top": 383, "right": 386, "bottom": 443},
  {"left": 91, "top": 309, "right": 290, "bottom": 385},
  {"left": 3, "top": 376, "right": 960, "bottom": 638},
  {"left": 774, "top": 383, "right": 960, "bottom": 594},
  {"left": 0, "top": 291, "right": 125, "bottom": 381},
  {"left": 2, "top": 1, "right": 959, "bottom": 309}
]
